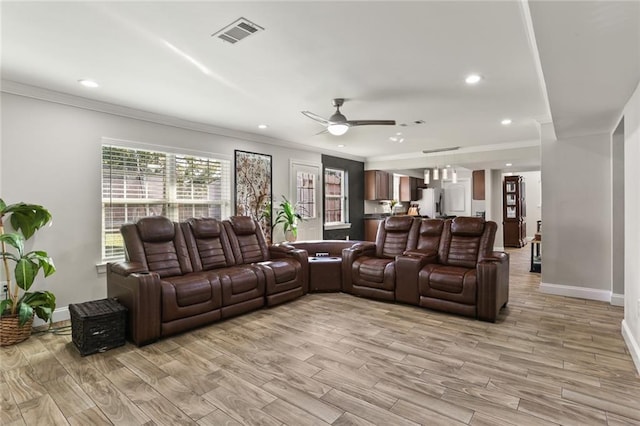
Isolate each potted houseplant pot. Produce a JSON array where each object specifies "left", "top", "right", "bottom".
[
  {"left": 274, "top": 196, "right": 304, "bottom": 243},
  {"left": 0, "top": 199, "right": 56, "bottom": 346}
]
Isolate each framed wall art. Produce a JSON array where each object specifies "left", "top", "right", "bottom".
[{"left": 234, "top": 150, "right": 272, "bottom": 241}]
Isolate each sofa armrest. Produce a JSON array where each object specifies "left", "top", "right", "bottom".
[
  {"left": 341, "top": 243, "right": 376, "bottom": 292},
  {"left": 107, "top": 264, "right": 162, "bottom": 346},
  {"left": 110, "top": 261, "right": 148, "bottom": 276},
  {"left": 395, "top": 251, "right": 437, "bottom": 305},
  {"left": 476, "top": 252, "right": 510, "bottom": 322},
  {"left": 269, "top": 245, "right": 309, "bottom": 293}
]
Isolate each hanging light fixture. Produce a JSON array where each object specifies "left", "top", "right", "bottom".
[
  {"left": 423, "top": 169, "right": 430, "bottom": 184},
  {"left": 442, "top": 166, "right": 449, "bottom": 180},
  {"left": 433, "top": 167, "right": 439, "bottom": 180},
  {"left": 452, "top": 168, "right": 458, "bottom": 183}
]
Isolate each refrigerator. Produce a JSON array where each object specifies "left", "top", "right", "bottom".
[{"left": 415, "top": 188, "right": 444, "bottom": 218}]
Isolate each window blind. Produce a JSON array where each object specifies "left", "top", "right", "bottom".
[{"left": 102, "top": 145, "right": 230, "bottom": 260}]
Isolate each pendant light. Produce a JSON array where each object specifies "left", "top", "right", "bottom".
[
  {"left": 452, "top": 168, "right": 458, "bottom": 183},
  {"left": 433, "top": 167, "right": 439, "bottom": 180},
  {"left": 442, "top": 167, "right": 449, "bottom": 180},
  {"left": 423, "top": 169, "right": 430, "bottom": 184}
]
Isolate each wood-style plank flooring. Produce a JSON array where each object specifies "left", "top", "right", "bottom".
[{"left": 2, "top": 247, "right": 639, "bottom": 425}]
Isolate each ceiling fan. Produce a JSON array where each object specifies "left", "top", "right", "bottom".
[{"left": 301, "top": 98, "right": 396, "bottom": 136}]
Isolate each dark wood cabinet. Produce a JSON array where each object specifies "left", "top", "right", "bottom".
[
  {"left": 472, "top": 170, "right": 485, "bottom": 200},
  {"left": 365, "top": 170, "right": 391, "bottom": 200},
  {"left": 503, "top": 175, "right": 526, "bottom": 248},
  {"left": 364, "top": 218, "right": 382, "bottom": 241},
  {"left": 399, "top": 176, "right": 420, "bottom": 202}
]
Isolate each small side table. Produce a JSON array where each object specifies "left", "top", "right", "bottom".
[
  {"left": 308, "top": 256, "right": 342, "bottom": 292},
  {"left": 530, "top": 238, "right": 541, "bottom": 273}
]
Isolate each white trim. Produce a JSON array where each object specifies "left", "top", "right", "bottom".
[
  {"left": 610, "top": 293, "right": 625, "bottom": 307},
  {"left": 494, "top": 245, "right": 505, "bottom": 251},
  {"left": 33, "top": 306, "right": 69, "bottom": 327},
  {"left": 621, "top": 319, "right": 640, "bottom": 375},
  {"left": 539, "top": 282, "right": 612, "bottom": 302}
]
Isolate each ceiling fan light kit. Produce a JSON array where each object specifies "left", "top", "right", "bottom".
[{"left": 302, "top": 98, "right": 396, "bottom": 136}]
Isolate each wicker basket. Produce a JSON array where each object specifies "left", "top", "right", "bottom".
[
  {"left": 70, "top": 298, "right": 127, "bottom": 356},
  {"left": 0, "top": 313, "right": 34, "bottom": 346}
]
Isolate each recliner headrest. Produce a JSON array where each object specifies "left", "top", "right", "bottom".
[
  {"left": 187, "top": 217, "right": 222, "bottom": 238},
  {"left": 420, "top": 219, "right": 444, "bottom": 236},
  {"left": 228, "top": 216, "right": 256, "bottom": 235},
  {"left": 137, "top": 216, "right": 175, "bottom": 242},
  {"left": 384, "top": 215, "right": 414, "bottom": 231},
  {"left": 450, "top": 217, "right": 485, "bottom": 236}
]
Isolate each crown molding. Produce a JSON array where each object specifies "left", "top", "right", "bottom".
[{"left": 1, "top": 80, "right": 366, "bottom": 162}]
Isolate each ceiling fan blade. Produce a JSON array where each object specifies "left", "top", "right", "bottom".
[
  {"left": 347, "top": 120, "right": 396, "bottom": 127},
  {"left": 301, "top": 111, "right": 330, "bottom": 125}
]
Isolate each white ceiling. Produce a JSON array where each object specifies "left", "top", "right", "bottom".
[{"left": 1, "top": 1, "right": 638, "bottom": 173}]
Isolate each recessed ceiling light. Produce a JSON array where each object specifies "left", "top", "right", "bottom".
[
  {"left": 337, "top": 144, "right": 345, "bottom": 148},
  {"left": 446, "top": 165, "right": 451, "bottom": 168},
  {"left": 501, "top": 119, "right": 512, "bottom": 125},
  {"left": 396, "top": 132, "right": 403, "bottom": 136},
  {"left": 465, "top": 74, "right": 482, "bottom": 85},
  {"left": 78, "top": 79, "right": 99, "bottom": 88},
  {"left": 258, "top": 124, "right": 268, "bottom": 129},
  {"left": 505, "top": 163, "right": 513, "bottom": 167}
]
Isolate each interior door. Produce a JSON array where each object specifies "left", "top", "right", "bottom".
[{"left": 290, "top": 160, "right": 322, "bottom": 241}]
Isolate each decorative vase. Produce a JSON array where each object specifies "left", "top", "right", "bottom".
[
  {"left": 0, "top": 313, "right": 34, "bottom": 346},
  {"left": 285, "top": 229, "right": 297, "bottom": 243}
]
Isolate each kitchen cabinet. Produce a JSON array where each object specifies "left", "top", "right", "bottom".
[
  {"left": 472, "top": 170, "right": 485, "bottom": 200},
  {"left": 503, "top": 175, "right": 526, "bottom": 247},
  {"left": 365, "top": 170, "right": 391, "bottom": 200},
  {"left": 399, "top": 176, "right": 421, "bottom": 202}
]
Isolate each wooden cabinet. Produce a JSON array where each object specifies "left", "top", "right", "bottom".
[
  {"left": 503, "top": 175, "right": 526, "bottom": 248},
  {"left": 364, "top": 218, "right": 382, "bottom": 241},
  {"left": 365, "top": 170, "right": 391, "bottom": 200},
  {"left": 399, "top": 176, "right": 422, "bottom": 202},
  {"left": 472, "top": 170, "right": 485, "bottom": 200}
]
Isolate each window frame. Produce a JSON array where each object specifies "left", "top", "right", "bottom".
[
  {"left": 324, "top": 167, "right": 348, "bottom": 225},
  {"left": 101, "top": 140, "right": 231, "bottom": 261}
]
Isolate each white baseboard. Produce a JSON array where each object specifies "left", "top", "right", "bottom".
[
  {"left": 539, "top": 282, "right": 612, "bottom": 302},
  {"left": 494, "top": 245, "right": 505, "bottom": 251},
  {"left": 610, "top": 293, "right": 625, "bottom": 307},
  {"left": 621, "top": 319, "right": 640, "bottom": 376},
  {"left": 33, "top": 306, "right": 70, "bottom": 328}
]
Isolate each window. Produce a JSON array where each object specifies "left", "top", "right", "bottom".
[
  {"left": 101, "top": 144, "right": 230, "bottom": 260},
  {"left": 324, "top": 168, "right": 348, "bottom": 224},
  {"left": 296, "top": 171, "right": 316, "bottom": 219}
]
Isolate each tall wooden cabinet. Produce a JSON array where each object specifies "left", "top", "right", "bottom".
[
  {"left": 365, "top": 170, "right": 391, "bottom": 200},
  {"left": 503, "top": 175, "right": 526, "bottom": 248}
]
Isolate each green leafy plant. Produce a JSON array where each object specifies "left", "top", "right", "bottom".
[
  {"left": 273, "top": 196, "right": 304, "bottom": 240},
  {"left": 0, "top": 199, "right": 56, "bottom": 326}
]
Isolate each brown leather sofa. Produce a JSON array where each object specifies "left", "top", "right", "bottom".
[
  {"left": 342, "top": 216, "right": 420, "bottom": 301},
  {"left": 107, "top": 215, "right": 307, "bottom": 346},
  {"left": 395, "top": 216, "right": 509, "bottom": 322}
]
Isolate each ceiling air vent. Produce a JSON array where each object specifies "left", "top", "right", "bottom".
[{"left": 212, "top": 17, "right": 264, "bottom": 44}]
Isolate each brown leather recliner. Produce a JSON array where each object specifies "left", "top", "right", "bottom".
[
  {"left": 108, "top": 216, "right": 223, "bottom": 345},
  {"left": 223, "top": 216, "right": 308, "bottom": 307},
  {"left": 342, "top": 215, "right": 420, "bottom": 301},
  {"left": 396, "top": 217, "right": 509, "bottom": 322},
  {"left": 181, "top": 217, "right": 265, "bottom": 319}
]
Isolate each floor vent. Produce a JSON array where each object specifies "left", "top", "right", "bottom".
[{"left": 212, "top": 17, "right": 264, "bottom": 44}]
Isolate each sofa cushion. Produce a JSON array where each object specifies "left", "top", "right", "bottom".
[
  {"left": 450, "top": 217, "right": 485, "bottom": 236},
  {"left": 228, "top": 216, "right": 257, "bottom": 235},
  {"left": 189, "top": 217, "right": 223, "bottom": 238},
  {"left": 161, "top": 272, "right": 222, "bottom": 322},
  {"left": 184, "top": 218, "right": 233, "bottom": 270},
  {"left": 138, "top": 216, "right": 175, "bottom": 242},
  {"left": 416, "top": 219, "right": 444, "bottom": 252},
  {"left": 419, "top": 264, "right": 477, "bottom": 305}
]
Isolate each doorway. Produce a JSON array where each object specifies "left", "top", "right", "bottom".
[{"left": 290, "top": 160, "right": 323, "bottom": 241}]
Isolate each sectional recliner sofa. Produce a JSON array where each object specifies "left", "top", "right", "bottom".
[{"left": 108, "top": 214, "right": 509, "bottom": 346}]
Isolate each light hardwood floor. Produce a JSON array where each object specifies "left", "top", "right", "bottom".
[{"left": 2, "top": 247, "right": 639, "bottom": 425}]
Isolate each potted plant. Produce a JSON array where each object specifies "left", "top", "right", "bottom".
[
  {"left": 274, "top": 196, "right": 304, "bottom": 242},
  {"left": 0, "top": 199, "right": 56, "bottom": 345}
]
